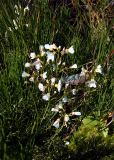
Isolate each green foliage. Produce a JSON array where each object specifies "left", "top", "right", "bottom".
[{"left": 69, "top": 116, "right": 114, "bottom": 160}]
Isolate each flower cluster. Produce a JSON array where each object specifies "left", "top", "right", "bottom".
[{"left": 22, "top": 44, "right": 102, "bottom": 132}]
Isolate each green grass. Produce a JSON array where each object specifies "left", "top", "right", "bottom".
[{"left": 0, "top": 0, "right": 114, "bottom": 159}]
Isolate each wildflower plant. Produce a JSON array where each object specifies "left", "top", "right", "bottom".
[{"left": 22, "top": 44, "right": 103, "bottom": 142}]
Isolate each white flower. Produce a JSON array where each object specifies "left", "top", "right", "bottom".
[
  {"left": 51, "top": 108, "right": 59, "bottom": 112},
  {"left": 62, "top": 96, "right": 68, "bottom": 103},
  {"left": 29, "top": 77, "right": 34, "bottom": 82},
  {"left": 39, "top": 45, "right": 45, "bottom": 56},
  {"left": 64, "top": 114, "right": 69, "bottom": 122},
  {"left": 39, "top": 45, "right": 44, "bottom": 52},
  {"left": 42, "top": 72, "right": 47, "bottom": 79},
  {"left": 42, "top": 93, "right": 50, "bottom": 101},
  {"left": 33, "top": 58, "right": 42, "bottom": 70},
  {"left": 25, "top": 24, "right": 29, "bottom": 27},
  {"left": 65, "top": 83, "right": 69, "bottom": 89},
  {"left": 46, "top": 51, "right": 54, "bottom": 62},
  {"left": 53, "top": 118, "right": 60, "bottom": 128},
  {"left": 71, "top": 112, "right": 81, "bottom": 116},
  {"left": 80, "top": 67, "right": 87, "bottom": 76},
  {"left": 56, "top": 80, "right": 62, "bottom": 92},
  {"left": 30, "top": 52, "right": 36, "bottom": 59},
  {"left": 70, "top": 64, "right": 77, "bottom": 69},
  {"left": 49, "top": 44, "right": 57, "bottom": 51},
  {"left": 51, "top": 77, "right": 56, "bottom": 85},
  {"left": 44, "top": 44, "right": 50, "bottom": 50},
  {"left": 35, "top": 63, "right": 41, "bottom": 70},
  {"left": 65, "top": 141, "right": 70, "bottom": 145},
  {"left": 68, "top": 46, "right": 74, "bottom": 54},
  {"left": 38, "top": 83, "right": 45, "bottom": 92},
  {"left": 86, "top": 79, "right": 96, "bottom": 88},
  {"left": 44, "top": 44, "right": 57, "bottom": 51},
  {"left": 22, "top": 71, "right": 30, "bottom": 77},
  {"left": 95, "top": 65, "right": 102, "bottom": 74},
  {"left": 72, "top": 89, "right": 76, "bottom": 95},
  {"left": 57, "top": 101, "right": 63, "bottom": 109},
  {"left": 25, "top": 62, "right": 31, "bottom": 68}
]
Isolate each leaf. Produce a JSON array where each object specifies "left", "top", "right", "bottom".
[{"left": 82, "top": 116, "right": 99, "bottom": 127}]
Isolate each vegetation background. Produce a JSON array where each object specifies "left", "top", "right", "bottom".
[{"left": 0, "top": 0, "right": 114, "bottom": 159}]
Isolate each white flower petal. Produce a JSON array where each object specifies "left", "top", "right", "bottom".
[
  {"left": 38, "top": 83, "right": 45, "bottom": 92},
  {"left": 95, "top": 65, "right": 102, "bottom": 74},
  {"left": 29, "top": 77, "right": 34, "bottom": 82},
  {"left": 57, "top": 101, "right": 63, "bottom": 109},
  {"left": 62, "top": 96, "right": 68, "bottom": 103},
  {"left": 57, "top": 80, "right": 62, "bottom": 92},
  {"left": 71, "top": 112, "right": 81, "bottom": 116},
  {"left": 51, "top": 108, "right": 59, "bottom": 112},
  {"left": 25, "top": 62, "right": 31, "bottom": 68},
  {"left": 22, "top": 71, "right": 30, "bottom": 78},
  {"left": 44, "top": 44, "right": 50, "bottom": 50},
  {"left": 46, "top": 51, "right": 54, "bottom": 62},
  {"left": 65, "top": 141, "right": 70, "bottom": 145},
  {"left": 53, "top": 118, "right": 60, "bottom": 128},
  {"left": 30, "top": 52, "right": 36, "bottom": 59},
  {"left": 72, "top": 89, "right": 76, "bottom": 95},
  {"left": 51, "top": 77, "right": 56, "bottom": 85},
  {"left": 42, "top": 93, "right": 50, "bottom": 101},
  {"left": 70, "top": 64, "right": 77, "bottom": 69},
  {"left": 68, "top": 46, "right": 74, "bottom": 54},
  {"left": 35, "top": 63, "right": 41, "bottom": 70},
  {"left": 86, "top": 79, "right": 96, "bottom": 88},
  {"left": 64, "top": 114, "right": 69, "bottom": 122},
  {"left": 42, "top": 72, "right": 47, "bottom": 79}
]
